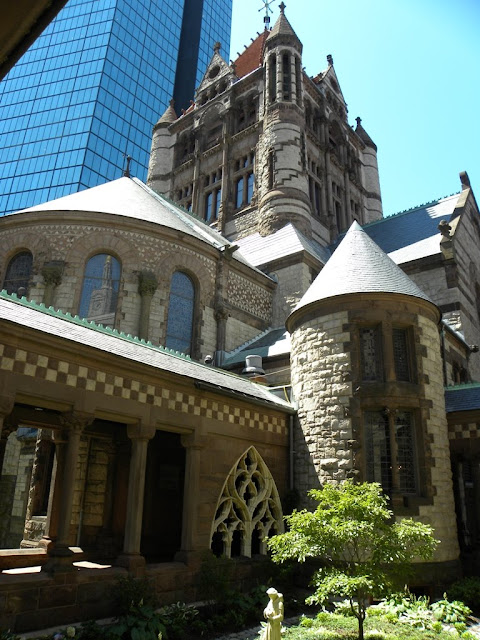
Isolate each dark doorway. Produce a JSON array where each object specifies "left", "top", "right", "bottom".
[{"left": 141, "top": 431, "right": 185, "bottom": 562}]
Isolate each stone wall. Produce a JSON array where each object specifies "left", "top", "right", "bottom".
[
  {"left": 417, "top": 314, "right": 460, "bottom": 563},
  {"left": 290, "top": 310, "right": 352, "bottom": 501}
]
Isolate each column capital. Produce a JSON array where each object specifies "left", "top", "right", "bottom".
[
  {"left": 0, "top": 395, "right": 15, "bottom": 418},
  {"left": 127, "top": 423, "right": 156, "bottom": 441},
  {"left": 180, "top": 432, "right": 209, "bottom": 450},
  {"left": 42, "top": 263, "right": 63, "bottom": 287},
  {"left": 59, "top": 411, "right": 94, "bottom": 433},
  {"left": 138, "top": 271, "right": 158, "bottom": 297}
]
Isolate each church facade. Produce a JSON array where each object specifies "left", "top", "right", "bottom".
[{"left": 1, "top": 7, "right": 480, "bottom": 633}]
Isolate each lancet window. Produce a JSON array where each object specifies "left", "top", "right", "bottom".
[
  {"left": 3, "top": 250, "right": 33, "bottom": 295},
  {"left": 79, "top": 253, "right": 121, "bottom": 328}
]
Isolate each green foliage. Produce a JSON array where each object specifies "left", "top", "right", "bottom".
[
  {"left": 195, "top": 551, "right": 234, "bottom": 605},
  {"left": 76, "top": 621, "right": 109, "bottom": 640},
  {"left": 447, "top": 577, "right": 480, "bottom": 613},
  {"left": 108, "top": 602, "right": 166, "bottom": 640},
  {"left": 110, "top": 575, "right": 157, "bottom": 613},
  {"left": 268, "top": 481, "right": 438, "bottom": 640},
  {"left": 431, "top": 595, "right": 471, "bottom": 625},
  {"left": 0, "top": 631, "right": 20, "bottom": 640},
  {"left": 156, "top": 602, "right": 198, "bottom": 640}
]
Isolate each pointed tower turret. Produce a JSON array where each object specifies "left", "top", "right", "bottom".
[
  {"left": 147, "top": 99, "right": 178, "bottom": 194},
  {"left": 257, "top": 3, "right": 312, "bottom": 237},
  {"left": 355, "top": 117, "right": 383, "bottom": 221},
  {"left": 287, "top": 221, "right": 459, "bottom": 572}
]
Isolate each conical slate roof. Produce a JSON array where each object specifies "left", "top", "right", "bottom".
[
  {"left": 355, "top": 117, "right": 377, "bottom": 151},
  {"left": 266, "top": 6, "right": 301, "bottom": 46},
  {"left": 155, "top": 100, "right": 177, "bottom": 126},
  {"left": 289, "top": 221, "right": 435, "bottom": 320}
]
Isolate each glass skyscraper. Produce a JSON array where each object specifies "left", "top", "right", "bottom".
[{"left": 0, "top": 0, "right": 232, "bottom": 214}]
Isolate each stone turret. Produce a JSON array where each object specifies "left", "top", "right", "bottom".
[
  {"left": 287, "top": 221, "right": 459, "bottom": 575},
  {"left": 146, "top": 99, "right": 178, "bottom": 195},
  {"left": 257, "top": 5, "right": 313, "bottom": 237},
  {"left": 355, "top": 117, "right": 383, "bottom": 222}
]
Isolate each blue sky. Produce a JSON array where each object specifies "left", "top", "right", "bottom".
[{"left": 230, "top": 0, "right": 480, "bottom": 216}]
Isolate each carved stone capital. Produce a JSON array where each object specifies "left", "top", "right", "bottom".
[
  {"left": 59, "top": 411, "right": 94, "bottom": 434},
  {"left": 138, "top": 271, "right": 158, "bottom": 297},
  {"left": 127, "top": 423, "right": 156, "bottom": 441},
  {"left": 42, "top": 263, "right": 64, "bottom": 287}
]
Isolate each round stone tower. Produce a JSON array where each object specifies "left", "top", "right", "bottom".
[
  {"left": 287, "top": 221, "right": 460, "bottom": 576},
  {"left": 257, "top": 4, "right": 313, "bottom": 238},
  {"left": 146, "top": 100, "right": 178, "bottom": 195},
  {"left": 355, "top": 117, "right": 383, "bottom": 222}
]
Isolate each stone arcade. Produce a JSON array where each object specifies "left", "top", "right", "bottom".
[{"left": 1, "top": 7, "right": 480, "bottom": 633}]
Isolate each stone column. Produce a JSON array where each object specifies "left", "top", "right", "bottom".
[
  {"left": 41, "top": 262, "right": 63, "bottom": 307},
  {"left": 117, "top": 422, "right": 156, "bottom": 573},
  {"left": 138, "top": 271, "right": 158, "bottom": 340},
  {"left": 0, "top": 397, "right": 15, "bottom": 474},
  {"left": 39, "top": 430, "right": 66, "bottom": 550},
  {"left": 175, "top": 433, "right": 207, "bottom": 564},
  {"left": 43, "top": 412, "right": 93, "bottom": 571}
]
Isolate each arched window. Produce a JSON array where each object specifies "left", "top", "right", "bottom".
[
  {"left": 246, "top": 172, "right": 254, "bottom": 202},
  {"left": 3, "top": 251, "right": 33, "bottom": 295},
  {"left": 166, "top": 271, "right": 195, "bottom": 354},
  {"left": 235, "top": 177, "right": 244, "bottom": 208},
  {"left": 79, "top": 253, "right": 121, "bottom": 328}
]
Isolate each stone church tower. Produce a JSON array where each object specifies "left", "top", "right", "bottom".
[
  {"left": 287, "top": 222, "right": 459, "bottom": 575},
  {"left": 146, "top": 6, "right": 383, "bottom": 248}
]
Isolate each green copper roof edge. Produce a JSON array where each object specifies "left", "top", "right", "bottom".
[
  {"left": 0, "top": 289, "right": 193, "bottom": 361},
  {"left": 0, "top": 289, "right": 288, "bottom": 387},
  {"left": 445, "top": 382, "right": 480, "bottom": 391}
]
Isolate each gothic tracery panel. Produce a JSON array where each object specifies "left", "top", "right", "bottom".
[{"left": 210, "top": 447, "right": 283, "bottom": 558}]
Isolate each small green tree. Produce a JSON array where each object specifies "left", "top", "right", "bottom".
[{"left": 267, "top": 481, "right": 438, "bottom": 640}]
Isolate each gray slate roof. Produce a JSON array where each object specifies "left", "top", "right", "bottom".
[
  {"left": 12, "top": 176, "right": 263, "bottom": 273},
  {"left": 0, "top": 293, "right": 293, "bottom": 411},
  {"left": 362, "top": 193, "right": 460, "bottom": 264},
  {"left": 293, "top": 221, "right": 435, "bottom": 314},
  {"left": 223, "top": 328, "right": 291, "bottom": 367},
  {"left": 266, "top": 9, "right": 299, "bottom": 43},
  {"left": 235, "top": 223, "right": 330, "bottom": 268},
  {"left": 445, "top": 383, "right": 480, "bottom": 413}
]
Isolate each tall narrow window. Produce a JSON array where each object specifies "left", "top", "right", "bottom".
[
  {"left": 79, "top": 253, "right": 121, "bottom": 327},
  {"left": 269, "top": 54, "right": 277, "bottom": 102},
  {"left": 205, "top": 191, "right": 213, "bottom": 220},
  {"left": 166, "top": 271, "right": 195, "bottom": 355},
  {"left": 393, "top": 328, "right": 411, "bottom": 381},
  {"left": 295, "top": 56, "right": 302, "bottom": 103},
  {"left": 365, "top": 409, "right": 417, "bottom": 495},
  {"left": 268, "top": 150, "right": 275, "bottom": 190},
  {"left": 235, "top": 177, "right": 244, "bottom": 208},
  {"left": 360, "top": 327, "right": 382, "bottom": 381},
  {"left": 282, "top": 53, "right": 291, "bottom": 100},
  {"left": 246, "top": 172, "right": 254, "bottom": 202},
  {"left": 3, "top": 251, "right": 33, "bottom": 295}
]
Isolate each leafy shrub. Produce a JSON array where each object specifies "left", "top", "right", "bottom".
[
  {"left": 110, "top": 575, "right": 157, "bottom": 613},
  {"left": 156, "top": 602, "right": 198, "bottom": 640},
  {"left": 447, "top": 577, "right": 480, "bottom": 613},
  {"left": 108, "top": 602, "right": 166, "bottom": 640},
  {"left": 299, "top": 615, "right": 314, "bottom": 628},
  {"left": 0, "top": 631, "right": 20, "bottom": 640},
  {"left": 431, "top": 595, "right": 471, "bottom": 625}
]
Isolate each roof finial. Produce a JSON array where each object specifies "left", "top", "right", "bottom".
[
  {"left": 169, "top": 98, "right": 175, "bottom": 107},
  {"left": 355, "top": 116, "right": 362, "bottom": 126},
  {"left": 327, "top": 54, "right": 334, "bottom": 66},
  {"left": 123, "top": 154, "right": 131, "bottom": 178},
  {"left": 213, "top": 41, "right": 221, "bottom": 54},
  {"left": 279, "top": 1, "right": 286, "bottom": 14},
  {"left": 259, "top": 0, "right": 274, "bottom": 27}
]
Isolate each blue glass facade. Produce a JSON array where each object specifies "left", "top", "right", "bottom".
[{"left": 0, "top": 0, "right": 232, "bottom": 215}]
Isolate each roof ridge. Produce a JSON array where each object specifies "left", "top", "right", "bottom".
[
  {"left": 365, "top": 192, "right": 460, "bottom": 227},
  {"left": 224, "top": 326, "right": 275, "bottom": 358}
]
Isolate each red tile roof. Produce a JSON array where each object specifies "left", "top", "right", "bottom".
[{"left": 233, "top": 30, "right": 269, "bottom": 79}]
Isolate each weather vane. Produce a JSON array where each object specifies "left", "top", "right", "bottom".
[{"left": 259, "top": 0, "right": 275, "bottom": 27}]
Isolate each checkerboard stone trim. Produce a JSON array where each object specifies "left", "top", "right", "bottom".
[
  {"left": 449, "top": 423, "right": 480, "bottom": 439},
  {"left": 0, "top": 345, "right": 287, "bottom": 434}
]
